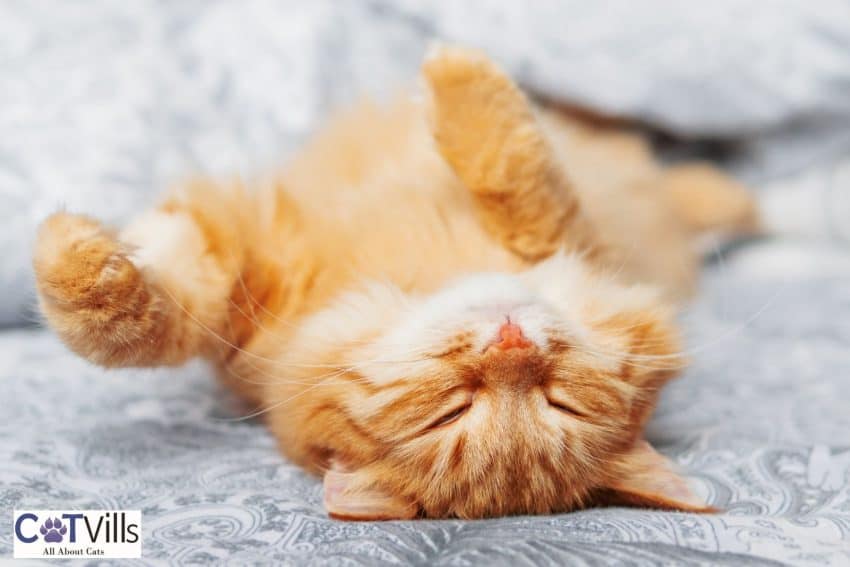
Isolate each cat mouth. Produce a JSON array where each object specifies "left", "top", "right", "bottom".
[{"left": 478, "top": 318, "right": 555, "bottom": 388}]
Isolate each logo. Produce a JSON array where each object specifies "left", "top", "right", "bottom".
[
  {"left": 39, "top": 518, "right": 67, "bottom": 543},
  {"left": 13, "top": 510, "right": 141, "bottom": 559}
]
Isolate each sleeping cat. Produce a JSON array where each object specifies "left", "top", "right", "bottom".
[{"left": 33, "top": 47, "right": 757, "bottom": 520}]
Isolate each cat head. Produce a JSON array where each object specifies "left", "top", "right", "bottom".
[{"left": 273, "top": 253, "right": 710, "bottom": 519}]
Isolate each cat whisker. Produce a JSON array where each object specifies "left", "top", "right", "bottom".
[
  {"left": 221, "top": 359, "right": 349, "bottom": 388},
  {"left": 161, "top": 284, "right": 433, "bottom": 369},
  {"left": 226, "top": 357, "right": 388, "bottom": 388},
  {"left": 218, "top": 367, "right": 375, "bottom": 422},
  {"left": 573, "top": 282, "right": 785, "bottom": 368}
]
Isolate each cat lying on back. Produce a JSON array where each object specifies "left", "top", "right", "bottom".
[{"left": 33, "top": 47, "right": 757, "bottom": 520}]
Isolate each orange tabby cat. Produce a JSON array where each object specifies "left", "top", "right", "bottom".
[{"left": 33, "top": 47, "right": 757, "bottom": 519}]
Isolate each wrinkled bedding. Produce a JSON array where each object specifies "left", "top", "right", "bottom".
[{"left": 3, "top": 2, "right": 850, "bottom": 565}]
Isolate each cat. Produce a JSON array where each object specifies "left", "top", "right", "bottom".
[{"left": 32, "top": 47, "right": 757, "bottom": 520}]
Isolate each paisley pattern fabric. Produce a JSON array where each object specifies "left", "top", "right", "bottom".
[{"left": 2, "top": 241, "right": 850, "bottom": 565}]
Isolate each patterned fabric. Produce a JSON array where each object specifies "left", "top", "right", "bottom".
[
  {"left": 2, "top": 240, "right": 850, "bottom": 565},
  {"left": 3, "top": 0, "right": 850, "bottom": 324}
]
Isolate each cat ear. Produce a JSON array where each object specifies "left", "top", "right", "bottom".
[
  {"left": 323, "top": 463, "right": 417, "bottom": 521},
  {"left": 597, "top": 440, "right": 715, "bottom": 512}
]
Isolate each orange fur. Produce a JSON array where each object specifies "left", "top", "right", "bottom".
[{"left": 33, "top": 47, "right": 757, "bottom": 519}]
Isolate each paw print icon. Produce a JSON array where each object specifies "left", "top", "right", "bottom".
[{"left": 40, "top": 517, "right": 67, "bottom": 543}]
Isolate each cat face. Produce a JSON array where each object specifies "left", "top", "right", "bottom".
[{"left": 273, "top": 254, "right": 709, "bottom": 519}]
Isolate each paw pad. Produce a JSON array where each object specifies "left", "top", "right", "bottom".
[{"left": 39, "top": 517, "right": 67, "bottom": 543}]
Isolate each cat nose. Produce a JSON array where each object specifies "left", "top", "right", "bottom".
[{"left": 492, "top": 321, "right": 532, "bottom": 351}]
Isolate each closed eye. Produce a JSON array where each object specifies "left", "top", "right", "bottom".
[
  {"left": 428, "top": 404, "right": 471, "bottom": 430},
  {"left": 547, "top": 398, "right": 587, "bottom": 418}
]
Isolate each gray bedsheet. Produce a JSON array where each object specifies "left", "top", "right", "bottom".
[{"left": 2, "top": 239, "right": 849, "bottom": 566}]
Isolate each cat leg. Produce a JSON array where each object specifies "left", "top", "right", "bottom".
[
  {"left": 33, "top": 185, "right": 244, "bottom": 368},
  {"left": 423, "top": 46, "right": 603, "bottom": 261},
  {"left": 661, "top": 162, "right": 760, "bottom": 235}
]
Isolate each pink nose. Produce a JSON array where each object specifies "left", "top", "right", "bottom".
[{"left": 493, "top": 321, "right": 532, "bottom": 351}]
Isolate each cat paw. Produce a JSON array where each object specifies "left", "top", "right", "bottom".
[
  {"left": 422, "top": 45, "right": 538, "bottom": 197},
  {"left": 422, "top": 45, "right": 520, "bottom": 113},
  {"left": 33, "top": 212, "right": 144, "bottom": 312},
  {"left": 422, "top": 44, "right": 497, "bottom": 85}
]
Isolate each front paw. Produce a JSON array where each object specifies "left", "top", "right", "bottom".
[{"left": 33, "top": 212, "right": 144, "bottom": 314}]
